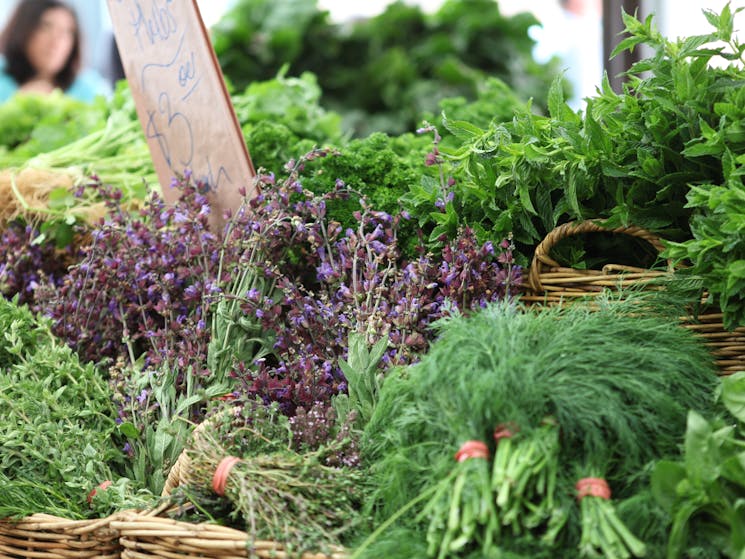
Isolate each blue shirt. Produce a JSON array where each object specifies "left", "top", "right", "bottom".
[{"left": 0, "top": 58, "right": 112, "bottom": 104}]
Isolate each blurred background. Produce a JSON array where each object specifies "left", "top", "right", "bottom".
[{"left": 0, "top": 0, "right": 740, "bottom": 118}]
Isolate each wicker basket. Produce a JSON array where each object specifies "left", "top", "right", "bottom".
[
  {"left": 161, "top": 418, "right": 208, "bottom": 497},
  {"left": 113, "top": 509, "right": 347, "bottom": 559},
  {"left": 0, "top": 513, "right": 121, "bottom": 559},
  {"left": 523, "top": 221, "right": 745, "bottom": 375}
]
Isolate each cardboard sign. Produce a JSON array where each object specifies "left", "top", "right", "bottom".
[{"left": 106, "top": 0, "right": 256, "bottom": 224}]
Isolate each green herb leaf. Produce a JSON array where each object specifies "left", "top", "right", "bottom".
[{"left": 722, "top": 372, "right": 745, "bottom": 423}]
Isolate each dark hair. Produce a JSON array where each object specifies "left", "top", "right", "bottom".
[{"left": 0, "top": 0, "right": 81, "bottom": 91}]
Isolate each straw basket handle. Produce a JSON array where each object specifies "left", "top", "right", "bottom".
[
  {"left": 528, "top": 221, "right": 669, "bottom": 293},
  {"left": 162, "top": 418, "right": 215, "bottom": 496}
]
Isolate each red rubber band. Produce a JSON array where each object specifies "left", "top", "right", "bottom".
[
  {"left": 454, "top": 440, "right": 489, "bottom": 462},
  {"left": 212, "top": 456, "right": 242, "bottom": 496},
  {"left": 86, "top": 480, "right": 112, "bottom": 504},
  {"left": 576, "top": 477, "right": 611, "bottom": 500},
  {"left": 493, "top": 422, "right": 518, "bottom": 442}
]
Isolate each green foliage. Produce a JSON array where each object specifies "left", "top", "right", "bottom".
[
  {"left": 234, "top": 69, "right": 347, "bottom": 177},
  {"left": 212, "top": 0, "right": 562, "bottom": 137},
  {"left": 636, "top": 3, "right": 745, "bottom": 330},
  {"left": 208, "top": 255, "right": 278, "bottom": 386},
  {"left": 663, "top": 137, "right": 745, "bottom": 330},
  {"left": 210, "top": 0, "right": 328, "bottom": 84},
  {"left": 360, "top": 297, "right": 719, "bottom": 557},
  {"left": 235, "top": 68, "right": 346, "bottom": 163},
  {"left": 651, "top": 371, "right": 745, "bottom": 558},
  {"left": 0, "top": 297, "right": 153, "bottom": 518},
  {"left": 243, "top": 119, "right": 317, "bottom": 176},
  {"left": 441, "top": 82, "right": 585, "bottom": 254},
  {"left": 0, "top": 91, "right": 107, "bottom": 165},
  {"left": 433, "top": 77, "right": 527, "bottom": 139},
  {"left": 442, "top": 5, "right": 745, "bottom": 325},
  {"left": 1, "top": 84, "right": 157, "bottom": 232},
  {"left": 334, "top": 331, "right": 388, "bottom": 428},
  {"left": 242, "top": 84, "right": 527, "bottom": 258},
  {"left": 115, "top": 360, "right": 233, "bottom": 495},
  {"left": 299, "top": 131, "right": 431, "bottom": 255},
  {"left": 19, "top": 108, "right": 156, "bottom": 199},
  {"left": 186, "top": 418, "right": 369, "bottom": 556}
]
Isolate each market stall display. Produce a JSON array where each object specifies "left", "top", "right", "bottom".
[{"left": 0, "top": 4, "right": 744, "bottom": 559}]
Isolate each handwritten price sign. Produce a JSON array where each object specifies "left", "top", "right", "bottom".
[{"left": 107, "top": 0, "right": 256, "bottom": 224}]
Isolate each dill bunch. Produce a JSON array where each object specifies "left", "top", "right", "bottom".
[{"left": 360, "top": 296, "right": 719, "bottom": 557}]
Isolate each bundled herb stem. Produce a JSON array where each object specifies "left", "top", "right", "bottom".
[
  {"left": 186, "top": 425, "right": 366, "bottom": 557},
  {"left": 576, "top": 477, "right": 647, "bottom": 559},
  {"left": 417, "top": 441, "right": 497, "bottom": 558},
  {"left": 492, "top": 420, "right": 561, "bottom": 538},
  {"left": 361, "top": 296, "right": 719, "bottom": 557}
]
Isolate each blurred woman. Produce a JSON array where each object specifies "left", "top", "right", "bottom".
[{"left": 0, "top": 0, "right": 111, "bottom": 102}]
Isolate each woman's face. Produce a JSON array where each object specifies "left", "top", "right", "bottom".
[{"left": 25, "top": 7, "right": 76, "bottom": 78}]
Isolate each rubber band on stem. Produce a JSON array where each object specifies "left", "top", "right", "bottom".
[
  {"left": 212, "top": 456, "right": 242, "bottom": 496},
  {"left": 454, "top": 440, "right": 489, "bottom": 462},
  {"left": 493, "top": 422, "right": 518, "bottom": 442},
  {"left": 576, "top": 477, "right": 611, "bottom": 500},
  {"left": 86, "top": 480, "right": 112, "bottom": 505}
]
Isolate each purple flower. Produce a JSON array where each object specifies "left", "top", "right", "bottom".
[
  {"left": 184, "top": 284, "right": 200, "bottom": 299},
  {"left": 317, "top": 261, "right": 336, "bottom": 281},
  {"left": 22, "top": 148, "right": 526, "bottom": 448}
]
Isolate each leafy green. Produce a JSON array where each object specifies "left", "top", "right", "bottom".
[
  {"left": 334, "top": 331, "right": 387, "bottom": 428},
  {"left": 235, "top": 68, "right": 346, "bottom": 157},
  {"left": 211, "top": 0, "right": 326, "bottom": 86},
  {"left": 279, "top": 130, "right": 434, "bottom": 256},
  {"left": 0, "top": 84, "right": 156, "bottom": 237},
  {"left": 0, "top": 91, "right": 107, "bottom": 163},
  {"left": 651, "top": 372, "right": 745, "bottom": 558},
  {"left": 722, "top": 372, "right": 745, "bottom": 422},
  {"left": 235, "top": 69, "right": 347, "bottom": 182},
  {"left": 114, "top": 359, "right": 233, "bottom": 495},
  {"left": 212, "top": 0, "right": 563, "bottom": 137},
  {"left": 663, "top": 156, "right": 745, "bottom": 330},
  {"left": 440, "top": 4, "right": 745, "bottom": 285},
  {"left": 360, "top": 296, "right": 719, "bottom": 557},
  {"left": 0, "top": 297, "right": 152, "bottom": 518}
]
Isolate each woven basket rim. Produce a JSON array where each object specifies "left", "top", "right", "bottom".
[
  {"left": 524, "top": 220, "right": 744, "bottom": 375},
  {"left": 527, "top": 220, "right": 670, "bottom": 293}
]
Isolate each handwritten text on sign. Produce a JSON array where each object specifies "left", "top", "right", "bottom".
[{"left": 107, "top": 0, "right": 256, "bottom": 222}]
